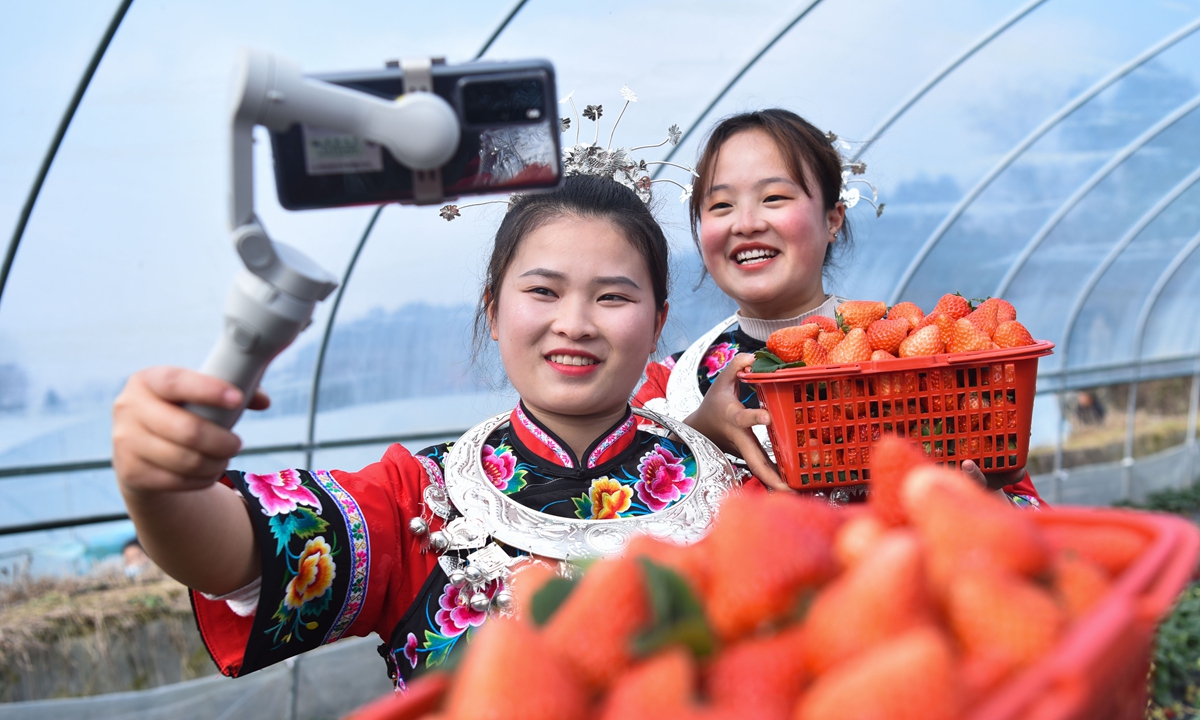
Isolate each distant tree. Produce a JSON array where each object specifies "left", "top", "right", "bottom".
[{"left": 0, "top": 363, "right": 29, "bottom": 413}]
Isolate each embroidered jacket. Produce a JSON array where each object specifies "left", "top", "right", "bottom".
[
  {"left": 633, "top": 324, "right": 1045, "bottom": 508},
  {"left": 191, "top": 403, "right": 702, "bottom": 689}
]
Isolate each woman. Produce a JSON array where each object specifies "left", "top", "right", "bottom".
[
  {"left": 635, "top": 109, "right": 1042, "bottom": 506},
  {"left": 111, "top": 175, "right": 734, "bottom": 689}
]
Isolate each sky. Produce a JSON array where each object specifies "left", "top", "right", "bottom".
[{"left": 2, "top": 0, "right": 1199, "bottom": 407}]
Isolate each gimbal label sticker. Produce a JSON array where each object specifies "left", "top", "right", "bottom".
[{"left": 302, "top": 125, "right": 384, "bottom": 176}]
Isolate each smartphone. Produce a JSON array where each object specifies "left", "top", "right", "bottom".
[{"left": 269, "top": 59, "right": 562, "bottom": 210}]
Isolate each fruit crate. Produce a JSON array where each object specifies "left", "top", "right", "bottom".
[
  {"left": 345, "top": 508, "right": 1199, "bottom": 720},
  {"left": 968, "top": 508, "right": 1199, "bottom": 720},
  {"left": 738, "top": 341, "right": 1054, "bottom": 491}
]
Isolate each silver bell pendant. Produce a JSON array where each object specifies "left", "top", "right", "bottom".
[
  {"left": 448, "top": 570, "right": 467, "bottom": 588},
  {"left": 469, "top": 591, "right": 491, "bottom": 612},
  {"left": 428, "top": 531, "right": 449, "bottom": 552},
  {"left": 492, "top": 589, "right": 514, "bottom": 612},
  {"left": 408, "top": 517, "right": 429, "bottom": 536},
  {"left": 464, "top": 566, "right": 484, "bottom": 585}
]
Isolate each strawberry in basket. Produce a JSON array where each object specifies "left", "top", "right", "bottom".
[{"left": 751, "top": 294, "right": 1036, "bottom": 372}]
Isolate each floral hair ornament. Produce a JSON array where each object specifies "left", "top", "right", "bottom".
[
  {"left": 826, "top": 131, "right": 885, "bottom": 218},
  {"left": 439, "top": 85, "right": 695, "bottom": 220}
]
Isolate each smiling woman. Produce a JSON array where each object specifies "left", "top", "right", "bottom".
[{"left": 109, "top": 174, "right": 735, "bottom": 690}]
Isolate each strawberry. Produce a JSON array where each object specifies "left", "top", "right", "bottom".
[
  {"left": 897, "top": 324, "right": 943, "bottom": 357},
  {"left": 806, "top": 314, "right": 840, "bottom": 333},
  {"left": 817, "top": 329, "right": 845, "bottom": 352},
  {"left": 887, "top": 301, "right": 925, "bottom": 331},
  {"left": 1042, "top": 524, "right": 1148, "bottom": 576},
  {"left": 977, "top": 297, "right": 1017, "bottom": 323},
  {"left": 837, "top": 300, "right": 888, "bottom": 330},
  {"left": 946, "top": 565, "right": 1064, "bottom": 679},
  {"left": 868, "top": 436, "right": 933, "bottom": 526},
  {"left": 598, "top": 647, "right": 697, "bottom": 720},
  {"left": 795, "top": 627, "right": 965, "bottom": 720},
  {"left": 902, "top": 466, "right": 1051, "bottom": 594},
  {"left": 1051, "top": 551, "right": 1111, "bottom": 622},
  {"left": 946, "top": 318, "right": 992, "bottom": 354},
  {"left": 803, "top": 531, "right": 935, "bottom": 675},
  {"left": 705, "top": 494, "right": 839, "bottom": 640},
  {"left": 767, "top": 325, "right": 819, "bottom": 363},
  {"left": 828, "top": 327, "right": 872, "bottom": 363},
  {"left": 965, "top": 302, "right": 999, "bottom": 338},
  {"left": 802, "top": 338, "right": 830, "bottom": 367},
  {"left": 444, "top": 617, "right": 588, "bottom": 720},
  {"left": 834, "top": 512, "right": 888, "bottom": 568},
  {"left": 705, "top": 624, "right": 808, "bottom": 720},
  {"left": 993, "top": 320, "right": 1035, "bottom": 348},
  {"left": 866, "top": 318, "right": 909, "bottom": 354},
  {"left": 509, "top": 561, "right": 558, "bottom": 622},
  {"left": 871, "top": 349, "right": 897, "bottom": 361},
  {"left": 624, "top": 534, "right": 711, "bottom": 597},
  {"left": 544, "top": 554, "right": 650, "bottom": 689},
  {"left": 933, "top": 292, "right": 973, "bottom": 320}
]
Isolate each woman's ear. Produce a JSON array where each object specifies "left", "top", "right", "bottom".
[
  {"left": 485, "top": 290, "right": 499, "bottom": 341},
  {"left": 652, "top": 301, "right": 669, "bottom": 349},
  {"left": 827, "top": 202, "right": 847, "bottom": 240}
]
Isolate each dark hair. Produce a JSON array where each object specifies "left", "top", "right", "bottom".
[
  {"left": 473, "top": 174, "right": 670, "bottom": 349},
  {"left": 689, "top": 109, "right": 852, "bottom": 273}
]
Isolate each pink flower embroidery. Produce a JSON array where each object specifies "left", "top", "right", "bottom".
[
  {"left": 245, "top": 469, "right": 321, "bottom": 516},
  {"left": 404, "top": 632, "right": 419, "bottom": 668},
  {"left": 635, "top": 445, "right": 694, "bottom": 512},
  {"left": 434, "top": 579, "right": 501, "bottom": 637},
  {"left": 701, "top": 342, "right": 738, "bottom": 378},
  {"left": 481, "top": 444, "right": 525, "bottom": 493}
]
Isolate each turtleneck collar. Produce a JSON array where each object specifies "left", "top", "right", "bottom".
[
  {"left": 735, "top": 294, "right": 843, "bottom": 342},
  {"left": 509, "top": 402, "right": 638, "bottom": 470}
]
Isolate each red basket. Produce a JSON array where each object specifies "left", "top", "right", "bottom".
[
  {"left": 968, "top": 508, "right": 1200, "bottom": 720},
  {"left": 348, "top": 508, "right": 1198, "bottom": 720},
  {"left": 738, "top": 341, "right": 1054, "bottom": 491}
]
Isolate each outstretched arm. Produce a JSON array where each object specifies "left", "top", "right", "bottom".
[{"left": 112, "top": 367, "right": 268, "bottom": 595}]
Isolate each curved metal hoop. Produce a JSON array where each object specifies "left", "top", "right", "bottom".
[
  {"left": 443, "top": 409, "right": 737, "bottom": 560},
  {"left": 889, "top": 16, "right": 1200, "bottom": 304}
]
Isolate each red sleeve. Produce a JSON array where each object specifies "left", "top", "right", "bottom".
[
  {"left": 192, "top": 444, "right": 441, "bottom": 677},
  {"left": 1002, "top": 471, "right": 1048, "bottom": 508},
  {"left": 633, "top": 360, "right": 673, "bottom": 409}
]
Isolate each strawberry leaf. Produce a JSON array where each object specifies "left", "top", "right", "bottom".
[
  {"left": 632, "top": 558, "right": 715, "bottom": 659},
  {"left": 530, "top": 576, "right": 579, "bottom": 626},
  {"left": 835, "top": 311, "right": 851, "bottom": 334},
  {"left": 750, "top": 349, "right": 804, "bottom": 374}
]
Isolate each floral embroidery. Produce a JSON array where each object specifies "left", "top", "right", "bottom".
[
  {"left": 420, "top": 578, "right": 503, "bottom": 668},
  {"left": 516, "top": 404, "right": 573, "bottom": 467},
  {"left": 481, "top": 443, "right": 527, "bottom": 494},
  {"left": 1006, "top": 492, "right": 1041, "bottom": 510},
  {"left": 311, "top": 470, "right": 370, "bottom": 644},
  {"left": 246, "top": 469, "right": 322, "bottom": 516},
  {"left": 573, "top": 477, "right": 634, "bottom": 519},
  {"left": 586, "top": 414, "right": 637, "bottom": 468},
  {"left": 403, "top": 633, "right": 419, "bottom": 669},
  {"left": 284, "top": 537, "right": 336, "bottom": 610},
  {"left": 415, "top": 453, "right": 445, "bottom": 488},
  {"left": 635, "top": 444, "right": 695, "bottom": 512},
  {"left": 700, "top": 341, "right": 738, "bottom": 379}
]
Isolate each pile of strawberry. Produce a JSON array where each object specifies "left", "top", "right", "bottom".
[
  {"left": 756, "top": 294, "right": 1037, "bottom": 372},
  {"left": 372, "top": 438, "right": 1148, "bottom": 720}
]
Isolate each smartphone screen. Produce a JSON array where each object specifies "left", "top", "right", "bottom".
[{"left": 269, "top": 60, "right": 562, "bottom": 210}]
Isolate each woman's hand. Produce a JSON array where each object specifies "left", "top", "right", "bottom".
[
  {"left": 112, "top": 367, "right": 269, "bottom": 494},
  {"left": 684, "top": 353, "right": 789, "bottom": 491},
  {"left": 111, "top": 366, "right": 268, "bottom": 595},
  {"left": 960, "top": 459, "right": 1025, "bottom": 494}
]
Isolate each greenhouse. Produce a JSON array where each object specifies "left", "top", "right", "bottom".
[{"left": 3, "top": 0, "right": 1200, "bottom": 718}]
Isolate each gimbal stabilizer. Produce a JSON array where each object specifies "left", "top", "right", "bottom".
[{"left": 187, "top": 50, "right": 460, "bottom": 427}]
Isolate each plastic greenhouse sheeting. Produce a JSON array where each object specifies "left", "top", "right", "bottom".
[
  {"left": 0, "top": 636, "right": 392, "bottom": 720},
  {"left": 3, "top": 1, "right": 1200, "bottom": 543}
]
